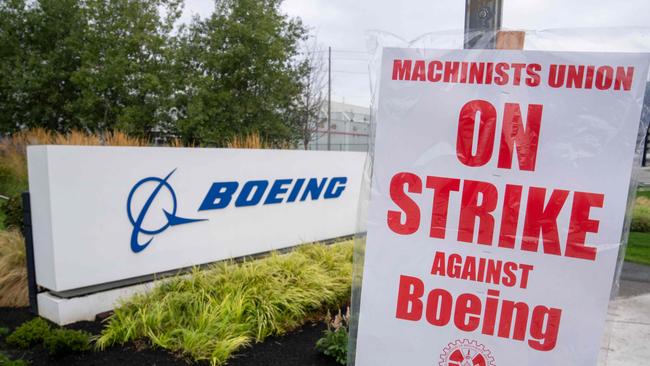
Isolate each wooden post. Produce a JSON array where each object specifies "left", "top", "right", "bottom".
[{"left": 496, "top": 30, "right": 526, "bottom": 50}]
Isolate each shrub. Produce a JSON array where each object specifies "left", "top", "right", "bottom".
[
  {"left": 0, "top": 352, "right": 28, "bottom": 366},
  {"left": 0, "top": 151, "right": 27, "bottom": 199},
  {"left": 43, "top": 328, "right": 91, "bottom": 356},
  {"left": 315, "top": 308, "right": 350, "bottom": 365},
  {"left": 0, "top": 230, "right": 28, "bottom": 307},
  {"left": 0, "top": 327, "right": 9, "bottom": 337},
  {"left": 97, "top": 241, "right": 354, "bottom": 365},
  {"left": 5, "top": 318, "right": 50, "bottom": 349},
  {"left": 5, "top": 318, "right": 91, "bottom": 357},
  {"left": 0, "top": 165, "right": 27, "bottom": 200},
  {"left": 1, "top": 196, "right": 23, "bottom": 231}
]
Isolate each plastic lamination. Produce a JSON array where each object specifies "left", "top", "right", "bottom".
[{"left": 349, "top": 28, "right": 650, "bottom": 366}]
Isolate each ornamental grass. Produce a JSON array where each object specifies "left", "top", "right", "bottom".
[
  {"left": 0, "top": 230, "right": 28, "bottom": 307},
  {"left": 97, "top": 241, "right": 354, "bottom": 365}
]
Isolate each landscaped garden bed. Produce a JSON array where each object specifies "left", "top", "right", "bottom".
[
  {"left": 0, "top": 241, "right": 353, "bottom": 365},
  {"left": 97, "top": 241, "right": 353, "bottom": 365},
  {"left": 0, "top": 130, "right": 352, "bottom": 366},
  {"left": 0, "top": 307, "right": 339, "bottom": 366}
]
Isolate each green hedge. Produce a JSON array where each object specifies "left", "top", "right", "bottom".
[{"left": 5, "top": 317, "right": 91, "bottom": 356}]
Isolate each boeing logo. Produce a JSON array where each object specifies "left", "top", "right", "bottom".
[
  {"left": 127, "top": 169, "right": 207, "bottom": 253},
  {"left": 127, "top": 170, "right": 348, "bottom": 253}
]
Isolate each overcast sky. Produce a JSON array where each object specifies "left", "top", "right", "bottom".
[{"left": 181, "top": 0, "right": 650, "bottom": 107}]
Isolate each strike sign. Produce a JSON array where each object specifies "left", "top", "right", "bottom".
[{"left": 354, "top": 49, "right": 649, "bottom": 365}]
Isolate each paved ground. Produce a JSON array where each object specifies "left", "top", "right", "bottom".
[
  {"left": 600, "top": 262, "right": 650, "bottom": 366},
  {"left": 597, "top": 167, "right": 650, "bottom": 365},
  {"left": 638, "top": 167, "right": 650, "bottom": 186},
  {"left": 604, "top": 168, "right": 650, "bottom": 364}
]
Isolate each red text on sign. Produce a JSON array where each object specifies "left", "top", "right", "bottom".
[
  {"left": 456, "top": 100, "right": 542, "bottom": 171},
  {"left": 394, "top": 275, "right": 562, "bottom": 351},
  {"left": 387, "top": 173, "right": 604, "bottom": 261}
]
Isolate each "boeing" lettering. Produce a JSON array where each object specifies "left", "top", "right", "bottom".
[{"left": 199, "top": 177, "right": 348, "bottom": 211}]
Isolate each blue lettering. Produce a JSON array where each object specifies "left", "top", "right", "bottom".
[
  {"left": 200, "top": 176, "right": 349, "bottom": 211},
  {"left": 300, "top": 178, "right": 327, "bottom": 201},
  {"left": 235, "top": 180, "right": 269, "bottom": 207},
  {"left": 287, "top": 178, "right": 305, "bottom": 202},
  {"left": 199, "top": 182, "right": 239, "bottom": 211},
  {"left": 264, "top": 179, "right": 293, "bottom": 204},
  {"left": 324, "top": 177, "right": 347, "bottom": 199}
]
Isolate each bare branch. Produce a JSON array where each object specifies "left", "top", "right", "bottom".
[{"left": 296, "top": 36, "right": 327, "bottom": 149}]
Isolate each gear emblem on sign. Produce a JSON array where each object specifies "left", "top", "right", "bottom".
[{"left": 438, "top": 339, "right": 495, "bottom": 366}]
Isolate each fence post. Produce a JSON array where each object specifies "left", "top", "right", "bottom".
[
  {"left": 641, "top": 82, "right": 650, "bottom": 166},
  {"left": 464, "top": 0, "right": 503, "bottom": 49}
]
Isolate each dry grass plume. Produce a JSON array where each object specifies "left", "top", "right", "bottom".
[
  {"left": 226, "top": 132, "right": 291, "bottom": 149},
  {"left": 0, "top": 230, "right": 28, "bottom": 307}
]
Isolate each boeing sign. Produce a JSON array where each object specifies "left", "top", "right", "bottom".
[
  {"left": 28, "top": 145, "right": 365, "bottom": 298},
  {"left": 128, "top": 170, "right": 349, "bottom": 253}
]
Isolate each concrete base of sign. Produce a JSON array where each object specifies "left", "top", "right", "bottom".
[{"left": 37, "top": 281, "right": 159, "bottom": 325}]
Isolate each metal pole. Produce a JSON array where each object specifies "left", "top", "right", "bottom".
[
  {"left": 641, "top": 128, "right": 650, "bottom": 166},
  {"left": 21, "top": 192, "right": 38, "bottom": 314},
  {"left": 642, "top": 83, "right": 650, "bottom": 166},
  {"left": 464, "top": 0, "right": 503, "bottom": 49},
  {"left": 327, "top": 46, "right": 332, "bottom": 151}
]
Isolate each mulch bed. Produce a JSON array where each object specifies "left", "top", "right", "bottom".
[{"left": 0, "top": 307, "right": 339, "bottom": 366}]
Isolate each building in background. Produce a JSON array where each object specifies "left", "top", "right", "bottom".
[{"left": 307, "top": 101, "right": 371, "bottom": 152}]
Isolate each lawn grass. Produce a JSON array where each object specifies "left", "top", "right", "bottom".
[
  {"left": 97, "top": 241, "right": 354, "bottom": 366},
  {"left": 626, "top": 232, "right": 650, "bottom": 265},
  {"left": 636, "top": 189, "right": 650, "bottom": 200},
  {"left": 628, "top": 193, "right": 650, "bottom": 265}
]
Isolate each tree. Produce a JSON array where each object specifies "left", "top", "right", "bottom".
[
  {"left": 0, "top": 0, "right": 85, "bottom": 132},
  {"left": 0, "top": 0, "right": 313, "bottom": 145},
  {"left": 174, "top": 0, "right": 308, "bottom": 146},
  {"left": 71, "top": 0, "right": 182, "bottom": 137},
  {"left": 295, "top": 39, "right": 327, "bottom": 150},
  {"left": 0, "top": 0, "right": 182, "bottom": 137}
]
